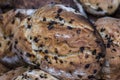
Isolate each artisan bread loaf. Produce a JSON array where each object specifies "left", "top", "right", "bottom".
[{"left": 13, "top": 4, "right": 105, "bottom": 80}]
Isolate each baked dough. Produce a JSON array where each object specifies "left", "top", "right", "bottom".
[
  {"left": 14, "top": 69, "right": 58, "bottom": 80},
  {"left": 13, "top": 4, "right": 105, "bottom": 79},
  {"left": 80, "top": 0, "right": 119, "bottom": 15},
  {"left": 95, "top": 17, "right": 120, "bottom": 80},
  {"left": 0, "top": 67, "right": 27, "bottom": 80}
]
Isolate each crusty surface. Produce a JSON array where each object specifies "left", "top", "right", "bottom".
[
  {"left": 14, "top": 69, "right": 58, "bottom": 80},
  {"left": 80, "top": 0, "right": 119, "bottom": 15},
  {"left": 13, "top": 4, "right": 105, "bottom": 80},
  {"left": 0, "top": 67, "right": 27, "bottom": 80},
  {"left": 95, "top": 17, "right": 120, "bottom": 80},
  {"left": 0, "top": 10, "right": 29, "bottom": 68}
]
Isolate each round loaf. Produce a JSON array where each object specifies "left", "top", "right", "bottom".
[
  {"left": 79, "top": 0, "right": 119, "bottom": 15},
  {"left": 13, "top": 4, "right": 105, "bottom": 80},
  {"left": 95, "top": 17, "right": 120, "bottom": 80}
]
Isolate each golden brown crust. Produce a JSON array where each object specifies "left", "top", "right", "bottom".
[
  {"left": 14, "top": 4, "right": 105, "bottom": 79},
  {"left": 80, "top": 0, "right": 119, "bottom": 15},
  {"left": 95, "top": 17, "right": 120, "bottom": 80}
]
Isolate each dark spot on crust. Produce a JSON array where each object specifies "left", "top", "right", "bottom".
[
  {"left": 59, "top": 16, "right": 63, "bottom": 21},
  {"left": 35, "top": 78, "right": 39, "bottom": 80},
  {"left": 85, "top": 54, "right": 89, "bottom": 58},
  {"left": 43, "top": 17, "right": 46, "bottom": 21},
  {"left": 30, "top": 36, "right": 32, "bottom": 40},
  {"left": 57, "top": 8, "right": 63, "bottom": 13},
  {"left": 67, "top": 26, "right": 73, "bottom": 30},
  {"left": 55, "top": 14, "right": 60, "bottom": 19},
  {"left": 85, "top": 64, "right": 90, "bottom": 69},
  {"left": 76, "top": 29, "right": 81, "bottom": 34},
  {"left": 54, "top": 56, "right": 58, "bottom": 60},
  {"left": 59, "top": 60, "right": 63, "bottom": 64},
  {"left": 20, "top": 51, "right": 23, "bottom": 55},
  {"left": 47, "top": 25, "right": 54, "bottom": 30},
  {"left": 93, "top": 69, "right": 97, "bottom": 74},
  {"left": 96, "top": 52, "right": 105, "bottom": 60},
  {"left": 33, "top": 37, "right": 39, "bottom": 43},
  {"left": 69, "top": 62, "right": 74, "bottom": 65},
  {"left": 112, "top": 48, "right": 116, "bottom": 52},
  {"left": 77, "top": 75, "right": 82, "bottom": 78},
  {"left": 48, "top": 61, "right": 52, "bottom": 64},
  {"left": 100, "top": 28, "right": 105, "bottom": 32},
  {"left": 92, "top": 49, "right": 96, "bottom": 55},
  {"left": 7, "top": 41, "right": 11, "bottom": 45},
  {"left": 15, "top": 40, "right": 18, "bottom": 44},
  {"left": 44, "top": 50, "right": 48, "bottom": 53},
  {"left": 108, "top": 6, "right": 113, "bottom": 9},
  {"left": 44, "top": 56, "right": 49, "bottom": 61},
  {"left": 96, "top": 3, "right": 99, "bottom": 6},
  {"left": 96, "top": 7, "right": 103, "bottom": 11},
  {"left": 39, "top": 44, "right": 44, "bottom": 47},
  {"left": 3, "top": 36, "right": 7, "bottom": 39},
  {"left": 11, "top": 19, "right": 15, "bottom": 24},
  {"left": 88, "top": 75, "right": 95, "bottom": 79},
  {"left": 105, "top": 34, "right": 108, "bottom": 38},
  {"left": 26, "top": 52, "right": 35, "bottom": 57},
  {"left": 0, "top": 43, "right": 1, "bottom": 47},
  {"left": 27, "top": 25, "right": 32, "bottom": 29},
  {"left": 27, "top": 17, "right": 31, "bottom": 21},
  {"left": 47, "top": 21, "right": 57, "bottom": 30},
  {"left": 9, "top": 34, "right": 14, "bottom": 38},
  {"left": 69, "top": 19, "right": 74, "bottom": 24},
  {"left": 55, "top": 48, "right": 58, "bottom": 53},
  {"left": 68, "top": 70, "right": 72, "bottom": 74},
  {"left": 80, "top": 47, "right": 84, "bottom": 53}
]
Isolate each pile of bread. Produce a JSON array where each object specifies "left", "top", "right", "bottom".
[{"left": 0, "top": 0, "right": 120, "bottom": 80}]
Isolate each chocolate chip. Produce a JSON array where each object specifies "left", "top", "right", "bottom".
[
  {"left": 0, "top": 43, "right": 1, "bottom": 47},
  {"left": 47, "top": 25, "right": 54, "bottom": 30},
  {"left": 69, "top": 19, "right": 74, "bottom": 24},
  {"left": 43, "top": 17, "right": 46, "bottom": 21},
  {"left": 80, "top": 47, "right": 84, "bottom": 53},
  {"left": 69, "top": 62, "right": 74, "bottom": 65},
  {"left": 26, "top": 52, "right": 32, "bottom": 57},
  {"left": 59, "top": 60, "right": 63, "bottom": 64},
  {"left": 88, "top": 75, "right": 95, "bottom": 79},
  {"left": 33, "top": 37, "right": 39, "bottom": 43},
  {"left": 96, "top": 7, "right": 103, "bottom": 11},
  {"left": 85, "top": 64, "right": 90, "bottom": 69},
  {"left": 77, "top": 75, "right": 82, "bottom": 78},
  {"left": 44, "top": 50, "right": 48, "bottom": 53},
  {"left": 54, "top": 56, "right": 58, "bottom": 60},
  {"left": 27, "top": 25, "right": 31, "bottom": 29},
  {"left": 67, "top": 26, "right": 73, "bottom": 30},
  {"left": 92, "top": 49, "right": 96, "bottom": 55},
  {"left": 27, "top": 17, "right": 31, "bottom": 21},
  {"left": 93, "top": 69, "right": 97, "bottom": 74},
  {"left": 57, "top": 8, "right": 63, "bottom": 13},
  {"left": 100, "top": 28, "right": 105, "bottom": 32}
]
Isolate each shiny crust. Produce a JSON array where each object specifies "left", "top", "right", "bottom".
[
  {"left": 14, "top": 69, "right": 58, "bottom": 80},
  {"left": 13, "top": 4, "right": 105, "bottom": 79},
  {"left": 80, "top": 0, "right": 119, "bottom": 15},
  {"left": 95, "top": 17, "right": 120, "bottom": 80}
]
